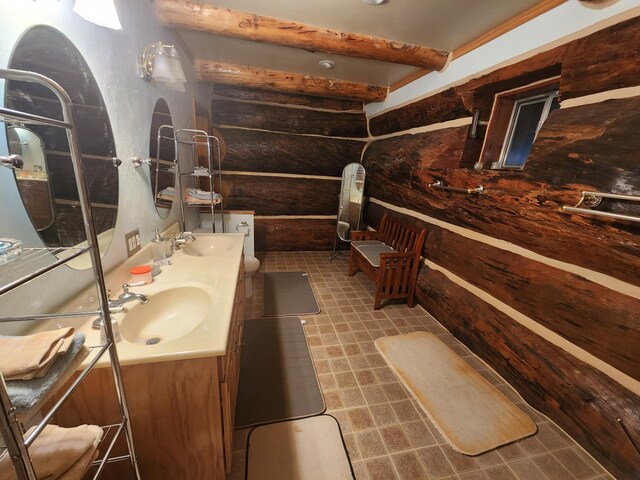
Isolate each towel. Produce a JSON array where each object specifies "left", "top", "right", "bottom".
[
  {"left": 183, "top": 187, "right": 222, "bottom": 205},
  {"left": 0, "top": 328, "right": 75, "bottom": 381},
  {"left": 0, "top": 424, "right": 103, "bottom": 480},
  {"left": 6, "top": 334, "right": 87, "bottom": 412},
  {"left": 158, "top": 186, "right": 175, "bottom": 197}
]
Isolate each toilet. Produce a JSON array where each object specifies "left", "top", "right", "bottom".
[{"left": 197, "top": 211, "right": 261, "bottom": 297}]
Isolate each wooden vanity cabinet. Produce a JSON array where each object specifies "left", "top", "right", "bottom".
[{"left": 51, "top": 264, "right": 246, "bottom": 479}]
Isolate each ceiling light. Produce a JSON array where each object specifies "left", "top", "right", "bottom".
[
  {"left": 318, "top": 60, "right": 335, "bottom": 69},
  {"left": 140, "top": 43, "right": 187, "bottom": 92},
  {"left": 361, "top": 0, "right": 385, "bottom": 5}
]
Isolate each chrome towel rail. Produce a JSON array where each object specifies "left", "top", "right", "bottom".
[
  {"left": 561, "top": 191, "right": 640, "bottom": 223},
  {"left": 429, "top": 180, "right": 484, "bottom": 194}
]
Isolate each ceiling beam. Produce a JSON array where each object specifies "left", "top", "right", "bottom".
[
  {"left": 194, "top": 61, "right": 388, "bottom": 103},
  {"left": 156, "top": 0, "right": 450, "bottom": 71}
]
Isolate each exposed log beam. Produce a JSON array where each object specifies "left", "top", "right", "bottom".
[
  {"left": 195, "top": 60, "right": 388, "bottom": 103},
  {"left": 156, "top": 0, "right": 449, "bottom": 71}
]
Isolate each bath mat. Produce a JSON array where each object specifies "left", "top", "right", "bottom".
[
  {"left": 262, "top": 271, "right": 320, "bottom": 317},
  {"left": 235, "top": 317, "right": 325, "bottom": 429},
  {"left": 375, "top": 332, "right": 537, "bottom": 455},
  {"left": 245, "top": 415, "right": 354, "bottom": 480}
]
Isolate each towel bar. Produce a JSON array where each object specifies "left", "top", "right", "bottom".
[
  {"left": 561, "top": 191, "right": 640, "bottom": 223},
  {"left": 429, "top": 180, "right": 484, "bottom": 194}
]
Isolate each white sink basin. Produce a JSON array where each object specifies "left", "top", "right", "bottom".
[
  {"left": 119, "top": 285, "right": 211, "bottom": 345},
  {"left": 182, "top": 235, "right": 232, "bottom": 257}
]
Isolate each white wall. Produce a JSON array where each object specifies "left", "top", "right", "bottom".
[
  {"left": 0, "top": 0, "right": 210, "bottom": 332},
  {"left": 366, "top": 0, "right": 640, "bottom": 117}
]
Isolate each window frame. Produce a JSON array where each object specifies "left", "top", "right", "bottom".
[
  {"left": 496, "top": 90, "right": 559, "bottom": 169},
  {"left": 479, "top": 77, "right": 560, "bottom": 171}
]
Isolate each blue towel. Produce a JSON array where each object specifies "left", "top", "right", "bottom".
[{"left": 5, "top": 333, "right": 86, "bottom": 412}]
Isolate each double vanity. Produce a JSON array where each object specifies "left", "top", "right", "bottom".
[{"left": 37, "top": 230, "right": 246, "bottom": 479}]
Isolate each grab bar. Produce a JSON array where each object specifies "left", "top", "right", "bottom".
[
  {"left": 429, "top": 180, "right": 484, "bottom": 194},
  {"left": 561, "top": 191, "right": 640, "bottom": 223}
]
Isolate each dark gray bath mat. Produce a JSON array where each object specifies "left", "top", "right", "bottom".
[
  {"left": 235, "top": 317, "right": 326, "bottom": 429},
  {"left": 262, "top": 271, "right": 320, "bottom": 317}
]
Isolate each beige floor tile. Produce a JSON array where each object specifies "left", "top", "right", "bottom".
[
  {"left": 348, "top": 407, "right": 376, "bottom": 431},
  {"left": 379, "top": 425, "right": 412, "bottom": 453},
  {"left": 356, "top": 430, "right": 388, "bottom": 459},
  {"left": 365, "top": 457, "right": 399, "bottom": 480},
  {"left": 392, "top": 451, "right": 429, "bottom": 480}
]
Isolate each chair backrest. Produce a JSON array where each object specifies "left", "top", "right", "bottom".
[{"left": 378, "top": 213, "right": 426, "bottom": 255}]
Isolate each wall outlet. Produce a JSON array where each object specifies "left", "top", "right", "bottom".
[{"left": 125, "top": 228, "right": 141, "bottom": 257}]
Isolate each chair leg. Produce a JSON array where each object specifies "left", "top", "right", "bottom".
[
  {"left": 348, "top": 251, "right": 355, "bottom": 276},
  {"left": 374, "top": 290, "right": 383, "bottom": 310}
]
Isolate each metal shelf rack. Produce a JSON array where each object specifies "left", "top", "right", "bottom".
[
  {"left": 173, "top": 128, "right": 224, "bottom": 233},
  {"left": 0, "top": 68, "right": 141, "bottom": 480}
]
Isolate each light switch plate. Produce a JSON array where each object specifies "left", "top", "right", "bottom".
[{"left": 125, "top": 228, "right": 141, "bottom": 257}]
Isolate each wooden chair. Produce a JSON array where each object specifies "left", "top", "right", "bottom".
[{"left": 348, "top": 213, "right": 427, "bottom": 310}]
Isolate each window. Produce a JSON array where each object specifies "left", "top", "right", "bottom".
[
  {"left": 496, "top": 91, "right": 559, "bottom": 169},
  {"left": 479, "top": 78, "right": 560, "bottom": 170}
]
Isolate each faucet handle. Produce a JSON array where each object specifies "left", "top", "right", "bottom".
[{"left": 121, "top": 283, "right": 131, "bottom": 294}]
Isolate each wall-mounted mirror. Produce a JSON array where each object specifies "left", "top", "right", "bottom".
[
  {"left": 7, "top": 126, "right": 55, "bottom": 231},
  {"left": 336, "top": 162, "right": 366, "bottom": 240},
  {"left": 5, "top": 26, "right": 119, "bottom": 263},
  {"left": 150, "top": 99, "right": 175, "bottom": 219}
]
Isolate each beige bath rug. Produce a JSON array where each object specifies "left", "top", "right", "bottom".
[
  {"left": 245, "top": 415, "right": 354, "bottom": 480},
  {"left": 375, "top": 331, "right": 537, "bottom": 455}
]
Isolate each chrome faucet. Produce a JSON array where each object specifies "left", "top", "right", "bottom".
[
  {"left": 171, "top": 231, "right": 196, "bottom": 251},
  {"left": 108, "top": 283, "right": 149, "bottom": 309}
]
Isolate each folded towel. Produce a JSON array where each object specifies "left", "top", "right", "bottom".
[
  {"left": 183, "top": 188, "right": 222, "bottom": 205},
  {"left": 0, "top": 328, "right": 75, "bottom": 381},
  {"left": 158, "top": 186, "right": 175, "bottom": 197},
  {"left": 6, "top": 334, "right": 87, "bottom": 412},
  {"left": 0, "top": 424, "right": 103, "bottom": 480},
  {"left": 192, "top": 166, "right": 210, "bottom": 176}
]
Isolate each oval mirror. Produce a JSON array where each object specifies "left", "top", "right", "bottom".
[
  {"left": 7, "top": 126, "right": 55, "bottom": 231},
  {"left": 336, "top": 163, "right": 366, "bottom": 242},
  {"left": 5, "top": 26, "right": 119, "bottom": 264},
  {"left": 149, "top": 99, "right": 175, "bottom": 219}
]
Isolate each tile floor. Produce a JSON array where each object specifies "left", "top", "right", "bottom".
[{"left": 230, "top": 251, "right": 614, "bottom": 480}]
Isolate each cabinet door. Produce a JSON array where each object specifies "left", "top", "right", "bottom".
[{"left": 221, "top": 263, "right": 246, "bottom": 472}]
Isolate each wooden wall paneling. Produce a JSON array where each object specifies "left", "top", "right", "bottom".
[
  {"left": 211, "top": 99, "right": 368, "bottom": 138},
  {"left": 369, "top": 87, "right": 471, "bottom": 137},
  {"left": 46, "top": 154, "right": 118, "bottom": 205},
  {"left": 212, "top": 84, "right": 363, "bottom": 112},
  {"left": 561, "top": 16, "right": 640, "bottom": 101},
  {"left": 254, "top": 218, "right": 338, "bottom": 252},
  {"left": 364, "top": 126, "right": 470, "bottom": 173},
  {"left": 218, "top": 127, "right": 364, "bottom": 177},
  {"left": 363, "top": 98, "right": 640, "bottom": 286},
  {"left": 222, "top": 175, "right": 339, "bottom": 216},
  {"left": 364, "top": 201, "right": 640, "bottom": 380},
  {"left": 415, "top": 267, "right": 640, "bottom": 480},
  {"left": 525, "top": 97, "right": 640, "bottom": 207}
]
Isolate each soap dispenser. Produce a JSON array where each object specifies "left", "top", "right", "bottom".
[{"left": 151, "top": 228, "right": 171, "bottom": 264}]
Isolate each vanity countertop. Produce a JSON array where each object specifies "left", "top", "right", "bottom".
[{"left": 31, "top": 231, "right": 245, "bottom": 368}]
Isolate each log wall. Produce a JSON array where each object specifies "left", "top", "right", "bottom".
[
  {"left": 362, "top": 15, "right": 640, "bottom": 479},
  {"left": 211, "top": 87, "right": 366, "bottom": 250}
]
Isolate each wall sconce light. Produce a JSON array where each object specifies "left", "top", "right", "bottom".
[{"left": 140, "top": 43, "right": 187, "bottom": 92}]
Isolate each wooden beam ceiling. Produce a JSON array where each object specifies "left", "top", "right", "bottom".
[
  {"left": 194, "top": 60, "right": 388, "bottom": 103},
  {"left": 156, "top": 0, "right": 450, "bottom": 71}
]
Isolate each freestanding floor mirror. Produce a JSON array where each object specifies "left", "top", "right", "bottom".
[{"left": 330, "top": 162, "right": 366, "bottom": 260}]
